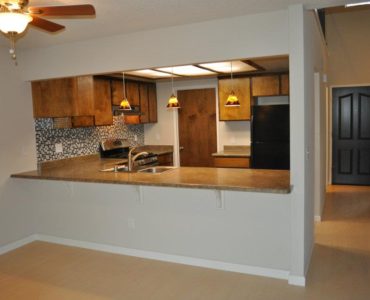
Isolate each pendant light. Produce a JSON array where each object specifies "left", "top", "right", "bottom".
[
  {"left": 167, "top": 68, "right": 180, "bottom": 108},
  {"left": 225, "top": 61, "right": 240, "bottom": 107},
  {"left": 120, "top": 72, "right": 131, "bottom": 110}
]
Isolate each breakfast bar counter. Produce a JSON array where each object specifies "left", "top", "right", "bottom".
[{"left": 11, "top": 154, "right": 290, "bottom": 194}]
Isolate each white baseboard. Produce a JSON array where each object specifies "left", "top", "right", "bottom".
[
  {"left": 288, "top": 275, "right": 306, "bottom": 286},
  {"left": 1, "top": 234, "right": 290, "bottom": 283},
  {"left": 0, "top": 234, "right": 38, "bottom": 255},
  {"left": 314, "top": 215, "right": 322, "bottom": 222}
]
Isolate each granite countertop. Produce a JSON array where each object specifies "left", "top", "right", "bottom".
[
  {"left": 212, "top": 145, "right": 251, "bottom": 158},
  {"left": 11, "top": 154, "right": 290, "bottom": 194}
]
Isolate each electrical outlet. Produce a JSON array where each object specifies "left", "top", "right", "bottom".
[
  {"left": 134, "top": 134, "right": 138, "bottom": 142},
  {"left": 128, "top": 218, "right": 135, "bottom": 229},
  {"left": 55, "top": 143, "right": 63, "bottom": 153}
]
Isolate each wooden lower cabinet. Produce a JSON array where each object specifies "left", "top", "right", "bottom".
[
  {"left": 213, "top": 157, "right": 250, "bottom": 168},
  {"left": 157, "top": 153, "right": 173, "bottom": 166}
]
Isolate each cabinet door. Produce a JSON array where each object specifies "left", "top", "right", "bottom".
[
  {"left": 126, "top": 80, "right": 140, "bottom": 106},
  {"left": 94, "top": 78, "right": 113, "bottom": 125},
  {"left": 139, "top": 83, "right": 149, "bottom": 123},
  {"left": 74, "top": 76, "right": 94, "bottom": 117},
  {"left": 148, "top": 83, "right": 158, "bottom": 123},
  {"left": 252, "top": 75, "right": 280, "bottom": 96},
  {"left": 218, "top": 78, "right": 251, "bottom": 121},
  {"left": 32, "top": 78, "right": 75, "bottom": 118},
  {"left": 280, "top": 74, "right": 289, "bottom": 95},
  {"left": 111, "top": 79, "right": 123, "bottom": 106}
]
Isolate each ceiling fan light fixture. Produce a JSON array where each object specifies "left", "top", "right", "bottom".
[{"left": 0, "top": 12, "right": 32, "bottom": 34}]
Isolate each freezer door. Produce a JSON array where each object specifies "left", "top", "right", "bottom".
[{"left": 252, "top": 105, "right": 290, "bottom": 142}]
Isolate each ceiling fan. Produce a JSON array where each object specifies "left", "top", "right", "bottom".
[{"left": 0, "top": 0, "right": 95, "bottom": 62}]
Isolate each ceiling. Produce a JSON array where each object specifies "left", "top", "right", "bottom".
[
  {"left": 0, "top": 0, "right": 349, "bottom": 49},
  {"left": 106, "top": 56, "right": 289, "bottom": 81}
]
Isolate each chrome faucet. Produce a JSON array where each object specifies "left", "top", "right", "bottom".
[{"left": 128, "top": 147, "right": 148, "bottom": 171}]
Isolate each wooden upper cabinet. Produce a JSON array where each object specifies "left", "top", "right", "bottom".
[
  {"left": 252, "top": 75, "right": 280, "bottom": 96},
  {"left": 111, "top": 79, "right": 123, "bottom": 106},
  {"left": 148, "top": 83, "right": 158, "bottom": 123},
  {"left": 32, "top": 76, "right": 113, "bottom": 127},
  {"left": 120, "top": 80, "right": 157, "bottom": 124},
  {"left": 218, "top": 77, "right": 251, "bottom": 121},
  {"left": 73, "top": 76, "right": 94, "bottom": 116},
  {"left": 280, "top": 74, "right": 289, "bottom": 95},
  {"left": 139, "top": 83, "right": 150, "bottom": 123},
  {"left": 32, "top": 78, "right": 75, "bottom": 118},
  {"left": 126, "top": 80, "right": 140, "bottom": 107},
  {"left": 93, "top": 78, "right": 113, "bottom": 126}
]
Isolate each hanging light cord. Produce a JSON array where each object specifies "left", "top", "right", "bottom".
[
  {"left": 230, "top": 61, "right": 234, "bottom": 91},
  {"left": 171, "top": 67, "right": 175, "bottom": 95},
  {"left": 122, "top": 72, "right": 126, "bottom": 99}
]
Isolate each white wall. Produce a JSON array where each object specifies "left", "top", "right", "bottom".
[
  {"left": 19, "top": 10, "right": 289, "bottom": 81},
  {"left": 19, "top": 179, "right": 291, "bottom": 273},
  {"left": 326, "top": 7, "right": 370, "bottom": 86},
  {"left": 288, "top": 6, "right": 326, "bottom": 284},
  {"left": 0, "top": 48, "right": 37, "bottom": 246},
  {"left": 145, "top": 78, "right": 250, "bottom": 151}
]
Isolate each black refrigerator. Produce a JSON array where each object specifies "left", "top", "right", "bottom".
[{"left": 251, "top": 104, "right": 290, "bottom": 170}]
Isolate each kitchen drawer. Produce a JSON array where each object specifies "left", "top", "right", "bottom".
[{"left": 213, "top": 157, "right": 250, "bottom": 168}]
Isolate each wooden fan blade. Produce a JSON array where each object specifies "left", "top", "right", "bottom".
[
  {"left": 28, "top": 5, "right": 95, "bottom": 16},
  {"left": 29, "top": 16, "right": 65, "bottom": 32}
]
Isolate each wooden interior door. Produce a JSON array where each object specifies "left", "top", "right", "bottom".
[
  {"left": 178, "top": 88, "right": 217, "bottom": 167},
  {"left": 332, "top": 87, "right": 370, "bottom": 185}
]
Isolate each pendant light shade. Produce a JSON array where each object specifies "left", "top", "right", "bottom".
[
  {"left": 225, "top": 61, "right": 240, "bottom": 107},
  {"left": 167, "top": 94, "right": 180, "bottom": 108},
  {"left": 167, "top": 68, "right": 180, "bottom": 109},
  {"left": 120, "top": 98, "right": 131, "bottom": 110},
  {"left": 120, "top": 72, "right": 131, "bottom": 110},
  {"left": 225, "top": 91, "right": 240, "bottom": 106}
]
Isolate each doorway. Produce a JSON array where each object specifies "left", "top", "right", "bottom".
[
  {"left": 332, "top": 86, "right": 370, "bottom": 185},
  {"left": 177, "top": 88, "right": 217, "bottom": 167}
]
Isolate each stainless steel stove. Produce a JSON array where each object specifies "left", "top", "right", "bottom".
[{"left": 99, "top": 139, "right": 158, "bottom": 168}]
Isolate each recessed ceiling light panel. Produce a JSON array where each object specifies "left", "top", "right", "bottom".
[
  {"left": 199, "top": 61, "right": 257, "bottom": 73},
  {"left": 345, "top": 1, "right": 370, "bottom": 7},
  {"left": 156, "top": 65, "right": 216, "bottom": 76},
  {"left": 125, "top": 69, "right": 173, "bottom": 78}
]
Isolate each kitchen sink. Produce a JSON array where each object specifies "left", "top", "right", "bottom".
[
  {"left": 100, "top": 164, "right": 131, "bottom": 172},
  {"left": 138, "top": 166, "right": 176, "bottom": 174}
]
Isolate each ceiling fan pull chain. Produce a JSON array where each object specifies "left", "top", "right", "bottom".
[{"left": 8, "top": 32, "right": 17, "bottom": 65}]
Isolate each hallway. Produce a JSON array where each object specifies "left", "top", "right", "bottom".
[
  {"left": 0, "top": 185, "right": 369, "bottom": 299},
  {"left": 307, "top": 185, "right": 370, "bottom": 299}
]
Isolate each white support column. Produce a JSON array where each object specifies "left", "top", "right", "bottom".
[{"left": 288, "top": 4, "right": 306, "bottom": 286}]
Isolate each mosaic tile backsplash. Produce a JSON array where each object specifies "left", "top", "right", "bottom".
[{"left": 35, "top": 117, "right": 144, "bottom": 162}]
